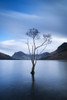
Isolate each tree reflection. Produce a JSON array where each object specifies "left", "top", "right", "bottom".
[{"left": 28, "top": 74, "right": 35, "bottom": 100}]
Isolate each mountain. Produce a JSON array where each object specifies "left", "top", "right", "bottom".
[
  {"left": 41, "top": 42, "right": 67, "bottom": 60},
  {"left": 1, "top": 42, "right": 67, "bottom": 60},
  {"left": 12, "top": 51, "right": 49, "bottom": 60},
  {"left": 37, "top": 52, "right": 49, "bottom": 59},
  {"left": 12, "top": 51, "right": 30, "bottom": 60},
  {"left": 0, "top": 52, "right": 13, "bottom": 60},
  {"left": 57, "top": 42, "right": 67, "bottom": 53}
]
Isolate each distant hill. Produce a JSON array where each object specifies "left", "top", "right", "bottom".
[
  {"left": 12, "top": 51, "right": 29, "bottom": 60},
  {"left": 0, "top": 52, "right": 13, "bottom": 60},
  {"left": 12, "top": 51, "right": 49, "bottom": 60},
  {"left": 0, "top": 42, "right": 67, "bottom": 60},
  {"left": 41, "top": 42, "right": 67, "bottom": 60}
]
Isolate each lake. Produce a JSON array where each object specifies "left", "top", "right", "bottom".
[{"left": 0, "top": 60, "right": 67, "bottom": 100}]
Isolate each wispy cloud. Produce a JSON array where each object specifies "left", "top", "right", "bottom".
[
  {"left": 0, "top": 9, "right": 67, "bottom": 39},
  {"left": 0, "top": 10, "right": 41, "bottom": 38},
  {"left": 0, "top": 40, "right": 28, "bottom": 55},
  {"left": 0, "top": 0, "right": 67, "bottom": 54},
  {"left": 0, "top": 36, "right": 67, "bottom": 55}
]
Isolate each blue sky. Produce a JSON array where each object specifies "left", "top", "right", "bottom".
[{"left": 0, "top": 0, "right": 67, "bottom": 55}]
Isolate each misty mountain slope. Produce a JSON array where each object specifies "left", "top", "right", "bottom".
[
  {"left": 12, "top": 51, "right": 30, "bottom": 60},
  {"left": 57, "top": 42, "right": 67, "bottom": 52},
  {"left": 0, "top": 52, "right": 13, "bottom": 60},
  {"left": 41, "top": 42, "right": 67, "bottom": 60},
  {"left": 0, "top": 42, "right": 67, "bottom": 60},
  {"left": 12, "top": 51, "right": 49, "bottom": 60}
]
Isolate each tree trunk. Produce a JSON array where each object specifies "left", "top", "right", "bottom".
[{"left": 31, "top": 63, "right": 35, "bottom": 75}]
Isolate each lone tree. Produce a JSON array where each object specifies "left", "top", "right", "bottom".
[{"left": 26, "top": 28, "right": 51, "bottom": 75}]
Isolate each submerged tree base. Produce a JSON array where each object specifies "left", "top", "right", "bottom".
[
  {"left": 31, "top": 71, "right": 35, "bottom": 75},
  {"left": 31, "top": 65, "right": 35, "bottom": 75}
]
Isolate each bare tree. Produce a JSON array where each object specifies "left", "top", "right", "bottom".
[{"left": 26, "top": 28, "right": 51, "bottom": 75}]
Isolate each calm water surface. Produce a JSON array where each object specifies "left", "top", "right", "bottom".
[{"left": 0, "top": 60, "right": 67, "bottom": 100}]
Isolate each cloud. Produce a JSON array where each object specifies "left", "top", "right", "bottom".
[
  {"left": 0, "top": 40, "right": 28, "bottom": 55},
  {"left": 0, "top": 36, "right": 67, "bottom": 55},
  {"left": 0, "top": 10, "right": 41, "bottom": 38},
  {"left": 0, "top": 0, "right": 67, "bottom": 55},
  {"left": 0, "top": 9, "right": 67, "bottom": 39},
  {"left": 33, "top": 0, "right": 67, "bottom": 36}
]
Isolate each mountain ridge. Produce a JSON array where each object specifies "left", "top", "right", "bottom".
[
  {"left": 40, "top": 42, "right": 67, "bottom": 60},
  {"left": 0, "top": 52, "right": 13, "bottom": 60},
  {"left": 12, "top": 51, "right": 49, "bottom": 60},
  {"left": 0, "top": 42, "right": 67, "bottom": 60}
]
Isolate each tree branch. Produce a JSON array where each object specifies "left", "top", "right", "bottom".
[
  {"left": 35, "top": 39, "right": 47, "bottom": 50},
  {"left": 34, "top": 49, "right": 38, "bottom": 66},
  {"left": 27, "top": 40, "right": 33, "bottom": 64}
]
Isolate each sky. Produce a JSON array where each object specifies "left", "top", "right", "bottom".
[{"left": 0, "top": 0, "right": 67, "bottom": 55}]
